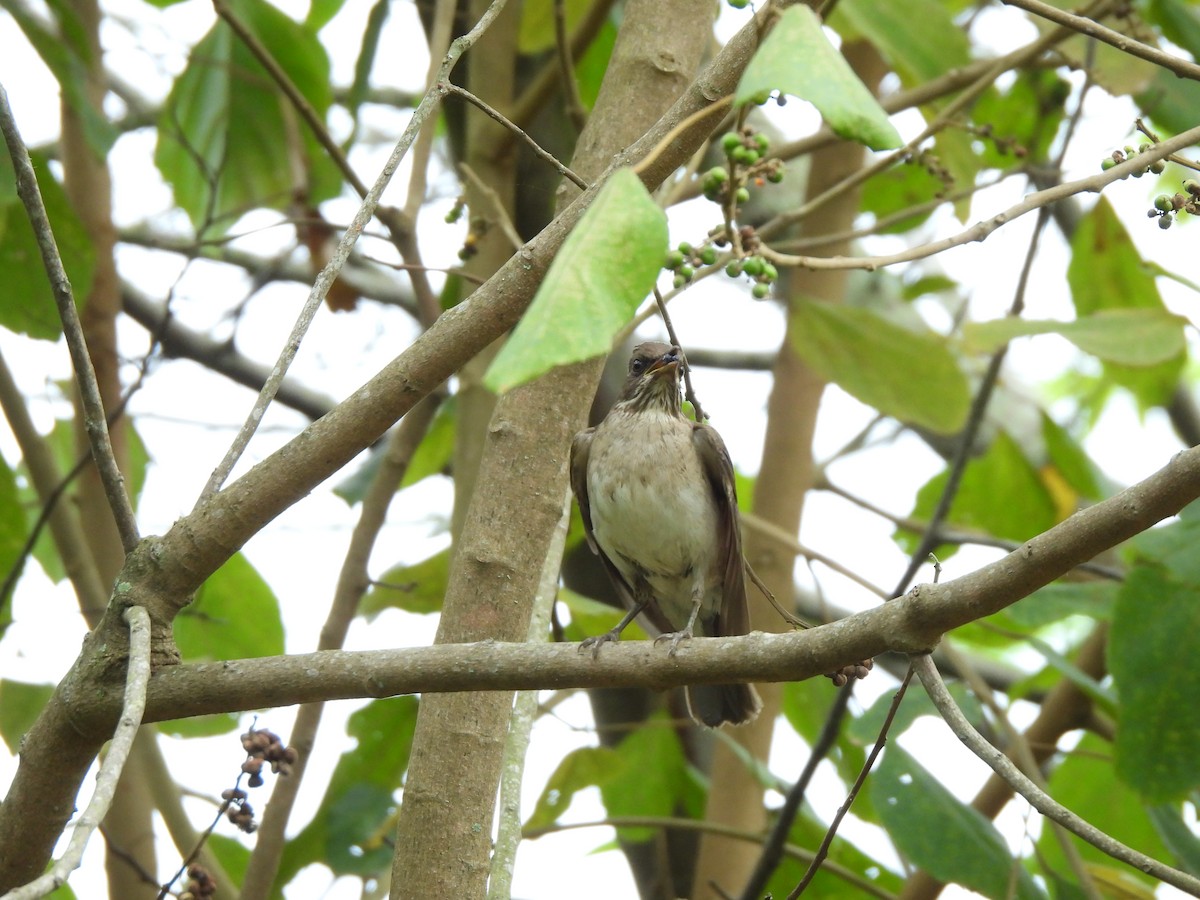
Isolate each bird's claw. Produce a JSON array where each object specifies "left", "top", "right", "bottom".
[
  {"left": 654, "top": 628, "right": 694, "bottom": 657},
  {"left": 580, "top": 630, "right": 621, "bottom": 659}
]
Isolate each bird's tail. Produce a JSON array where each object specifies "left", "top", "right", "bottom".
[{"left": 685, "top": 682, "right": 762, "bottom": 727}]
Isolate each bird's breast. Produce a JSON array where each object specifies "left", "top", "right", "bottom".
[{"left": 586, "top": 411, "right": 719, "bottom": 587}]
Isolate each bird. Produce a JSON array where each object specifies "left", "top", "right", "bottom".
[{"left": 570, "top": 341, "right": 761, "bottom": 727}]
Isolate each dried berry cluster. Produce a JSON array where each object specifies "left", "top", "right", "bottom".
[
  {"left": 223, "top": 786, "right": 257, "bottom": 834},
  {"left": 240, "top": 727, "right": 298, "bottom": 788},
  {"left": 180, "top": 864, "right": 217, "bottom": 900}
]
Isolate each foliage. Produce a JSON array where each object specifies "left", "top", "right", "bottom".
[{"left": 1, "top": 0, "right": 1200, "bottom": 898}]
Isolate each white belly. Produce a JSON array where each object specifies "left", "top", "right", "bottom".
[{"left": 586, "top": 410, "right": 721, "bottom": 622}]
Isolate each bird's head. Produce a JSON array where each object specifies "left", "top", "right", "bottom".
[{"left": 617, "top": 341, "right": 683, "bottom": 414}]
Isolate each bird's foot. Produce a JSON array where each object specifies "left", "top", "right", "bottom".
[
  {"left": 580, "top": 629, "right": 622, "bottom": 659},
  {"left": 825, "top": 658, "right": 875, "bottom": 686},
  {"left": 654, "top": 627, "right": 694, "bottom": 658}
]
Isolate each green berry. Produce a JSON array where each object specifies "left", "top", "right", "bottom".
[
  {"left": 678, "top": 264, "right": 695, "bottom": 280},
  {"left": 735, "top": 187, "right": 751, "bottom": 203},
  {"left": 762, "top": 262, "right": 779, "bottom": 282},
  {"left": 1101, "top": 157, "right": 1118, "bottom": 171},
  {"left": 707, "top": 165, "right": 729, "bottom": 183},
  {"left": 1155, "top": 194, "right": 1174, "bottom": 213},
  {"left": 751, "top": 283, "right": 770, "bottom": 299},
  {"left": 725, "top": 262, "right": 742, "bottom": 277},
  {"left": 721, "top": 133, "right": 742, "bottom": 154},
  {"left": 1150, "top": 161, "right": 1165, "bottom": 174},
  {"left": 767, "top": 168, "right": 784, "bottom": 184},
  {"left": 665, "top": 250, "right": 685, "bottom": 269},
  {"left": 742, "top": 257, "right": 764, "bottom": 277},
  {"left": 752, "top": 90, "right": 771, "bottom": 105},
  {"left": 731, "top": 145, "right": 753, "bottom": 165},
  {"left": 699, "top": 247, "right": 718, "bottom": 265},
  {"left": 673, "top": 274, "right": 687, "bottom": 288},
  {"left": 1159, "top": 214, "right": 1173, "bottom": 230},
  {"left": 727, "top": 0, "right": 749, "bottom": 8},
  {"left": 754, "top": 133, "right": 770, "bottom": 152}
]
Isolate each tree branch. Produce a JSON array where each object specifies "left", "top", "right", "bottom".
[
  {"left": 1002, "top": 0, "right": 1200, "bottom": 81},
  {"left": 0, "top": 83, "right": 139, "bottom": 554},
  {"left": 4, "top": 606, "right": 151, "bottom": 900},
  {"left": 913, "top": 654, "right": 1200, "bottom": 896}
]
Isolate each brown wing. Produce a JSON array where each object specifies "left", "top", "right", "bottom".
[
  {"left": 569, "top": 428, "right": 600, "bottom": 555},
  {"left": 692, "top": 422, "right": 750, "bottom": 637},
  {"left": 569, "top": 427, "right": 642, "bottom": 612}
]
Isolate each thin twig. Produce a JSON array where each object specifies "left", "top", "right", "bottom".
[
  {"left": 739, "top": 682, "right": 855, "bottom": 899},
  {"left": 553, "top": 0, "right": 587, "bottom": 132},
  {"left": 194, "top": 0, "right": 512, "bottom": 502},
  {"left": 940, "top": 643, "right": 1103, "bottom": 899},
  {"left": 237, "top": 394, "right": 444, "bottom": 900},
  {"left": 0, "top": 83, "right": 140, "bottom": 554},
  {"left": 890, "top": 202, "right": 1050, "bottom": 598},
  {"left": 913, "top": 654, "right": 1200, "bottom": 896},
  {"left": 522, "top": 817, "right": 897, "bottom": 899},
  {"left": 3, "top": 607, "right": 151, "bottom": 900},
  {"left": 790, "top": 667, "right": 914, "bottom": 899},
  {"left": 1002, "top": 0, "right": 1200, "bottom": 81},
  {"left": 758, "top": 124, "right": 1200, "bottom": 273},
  {"left": 651, "top": 287, "right": 706, "bottom": 421},
  {"left": 444, "top": 83, "right": 589, "bottom": 190}
]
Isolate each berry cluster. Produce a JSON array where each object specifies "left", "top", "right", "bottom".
[
  {"left": 665, "top": 241, "right": 719, "bottom": 288},
  {"left": 223, "top": 786, "right": 257, "bottom": 834},
  {"left": 1148, "top": 180, "right": 1200, "bottom": 230},
  {"left": 725, "top": 253, "right": 779, "bottom": 299},
  {"left": 241, "top": 726, "right": 297, "bottom": 788},
  {"left": 1101, "top": 143, "right": 1166, "bottom": 177},
  {"left": 664, "top": 125, "right": 787, "bottom": 298},
  {"left": 181, "top": 864, "right": 217, "bottom": 900}
]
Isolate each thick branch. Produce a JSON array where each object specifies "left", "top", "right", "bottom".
[{"left": 53, "top": 440, "right": 1200, "bottom": 731}]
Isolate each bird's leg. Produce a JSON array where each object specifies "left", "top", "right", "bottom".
[
  {"left": 579, "top": 597, "right": 649, "bottom": 659},
  {"left": 654, "top": 586, "right": 706, "bottom": 657}
]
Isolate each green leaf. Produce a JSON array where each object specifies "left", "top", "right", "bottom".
[
  {"left": 4, "top": 1, "right": 116, "bottom": 156},
  {"left": 154, "top": 0, "right": 339, "bottom": 232},
  {"left": 1136, "top": 68, "right": 1200, "bottom": 136},
  {"left": 483, "top": 168, "right": 667, "bottom": 393},
  {"left": 0, "top": 455, "right": 28, "bottom": 635},
  {"left": 526, "top": 717, "right": 697, "bottom": 841},
  {"left": 962, "top": 309, "right": 1187, "bottom": 367},
  {"left": 1111, "top": 562, "right": 1200, "bottom": 801},
  {"left": 306, "top": 0, "right": 347, "bottom": 30},
  {"left": 873, "top": 746, "right": 1045, "bottom": 899},
  {"left": 278, "top": 697, "right": 418, "bottom": 882},
  {"left": 574, "top": 19, "right": 617, "bottom": 111},
  {"left": 1146, "top": 803, "right": 1200, "bottom": 875},
  {"left": 1041, "top": 412, "right": 1103, "bottom": 501},
  {"left": 848, "top": 680, "right": 983, "bottom": 746},
  {"left": 0, "top": 680, "right": 54, "bottom": 753},
  {"left": 835, "top": 0, "right": 971, "bottom": 87},
  {"left": 518, "top": 0, "right": 593, "bottom": 53},
  {"left": 204, "top": 834, "right": 251, "bottom": 891},
  {"left": 1066, "top": 198, "right": 1183, "bottom": 410},
  {"left": 969, "top": 70, "right": 1070, "bottom": 169},
  {"left": 1036, "top": 732, "right": 1168, "bottom": 888},
  {"left": 736, "top": 6, "right": 901, "bottom": 150},
  {"left": 859, "top": 160, "right": 945, "bottom": 233},
  {"left": 176, "top": 552, "right": 285, "bottom": 661},
  {"left": 898, "top": 431, "right": 1058, "bottom": 560},
  {"left": 0, "top": 153, "right": 96, "bottom": 341},
  {"left": 334, "top": 398, "right": 454, "bottom": 504},
  {"left": 789, "top": 300, "right": 970, "bottom": 434},
  {"left": 361, "top": 548, "right": 449, "bottom": 617},
  {"left": 1005, "top": 581, "right": 1116, "bottom": 629},
  {"left": 342, "top": 0, "right": 390, "bottom": 135}
]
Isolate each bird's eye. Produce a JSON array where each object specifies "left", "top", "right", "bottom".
[{"left": 630, "top": 358, "right": 646, "bottom": 375}]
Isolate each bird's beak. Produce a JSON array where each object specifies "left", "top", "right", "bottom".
[{"left": 646, "top": 349, "right": 681, "bottom": 377}]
